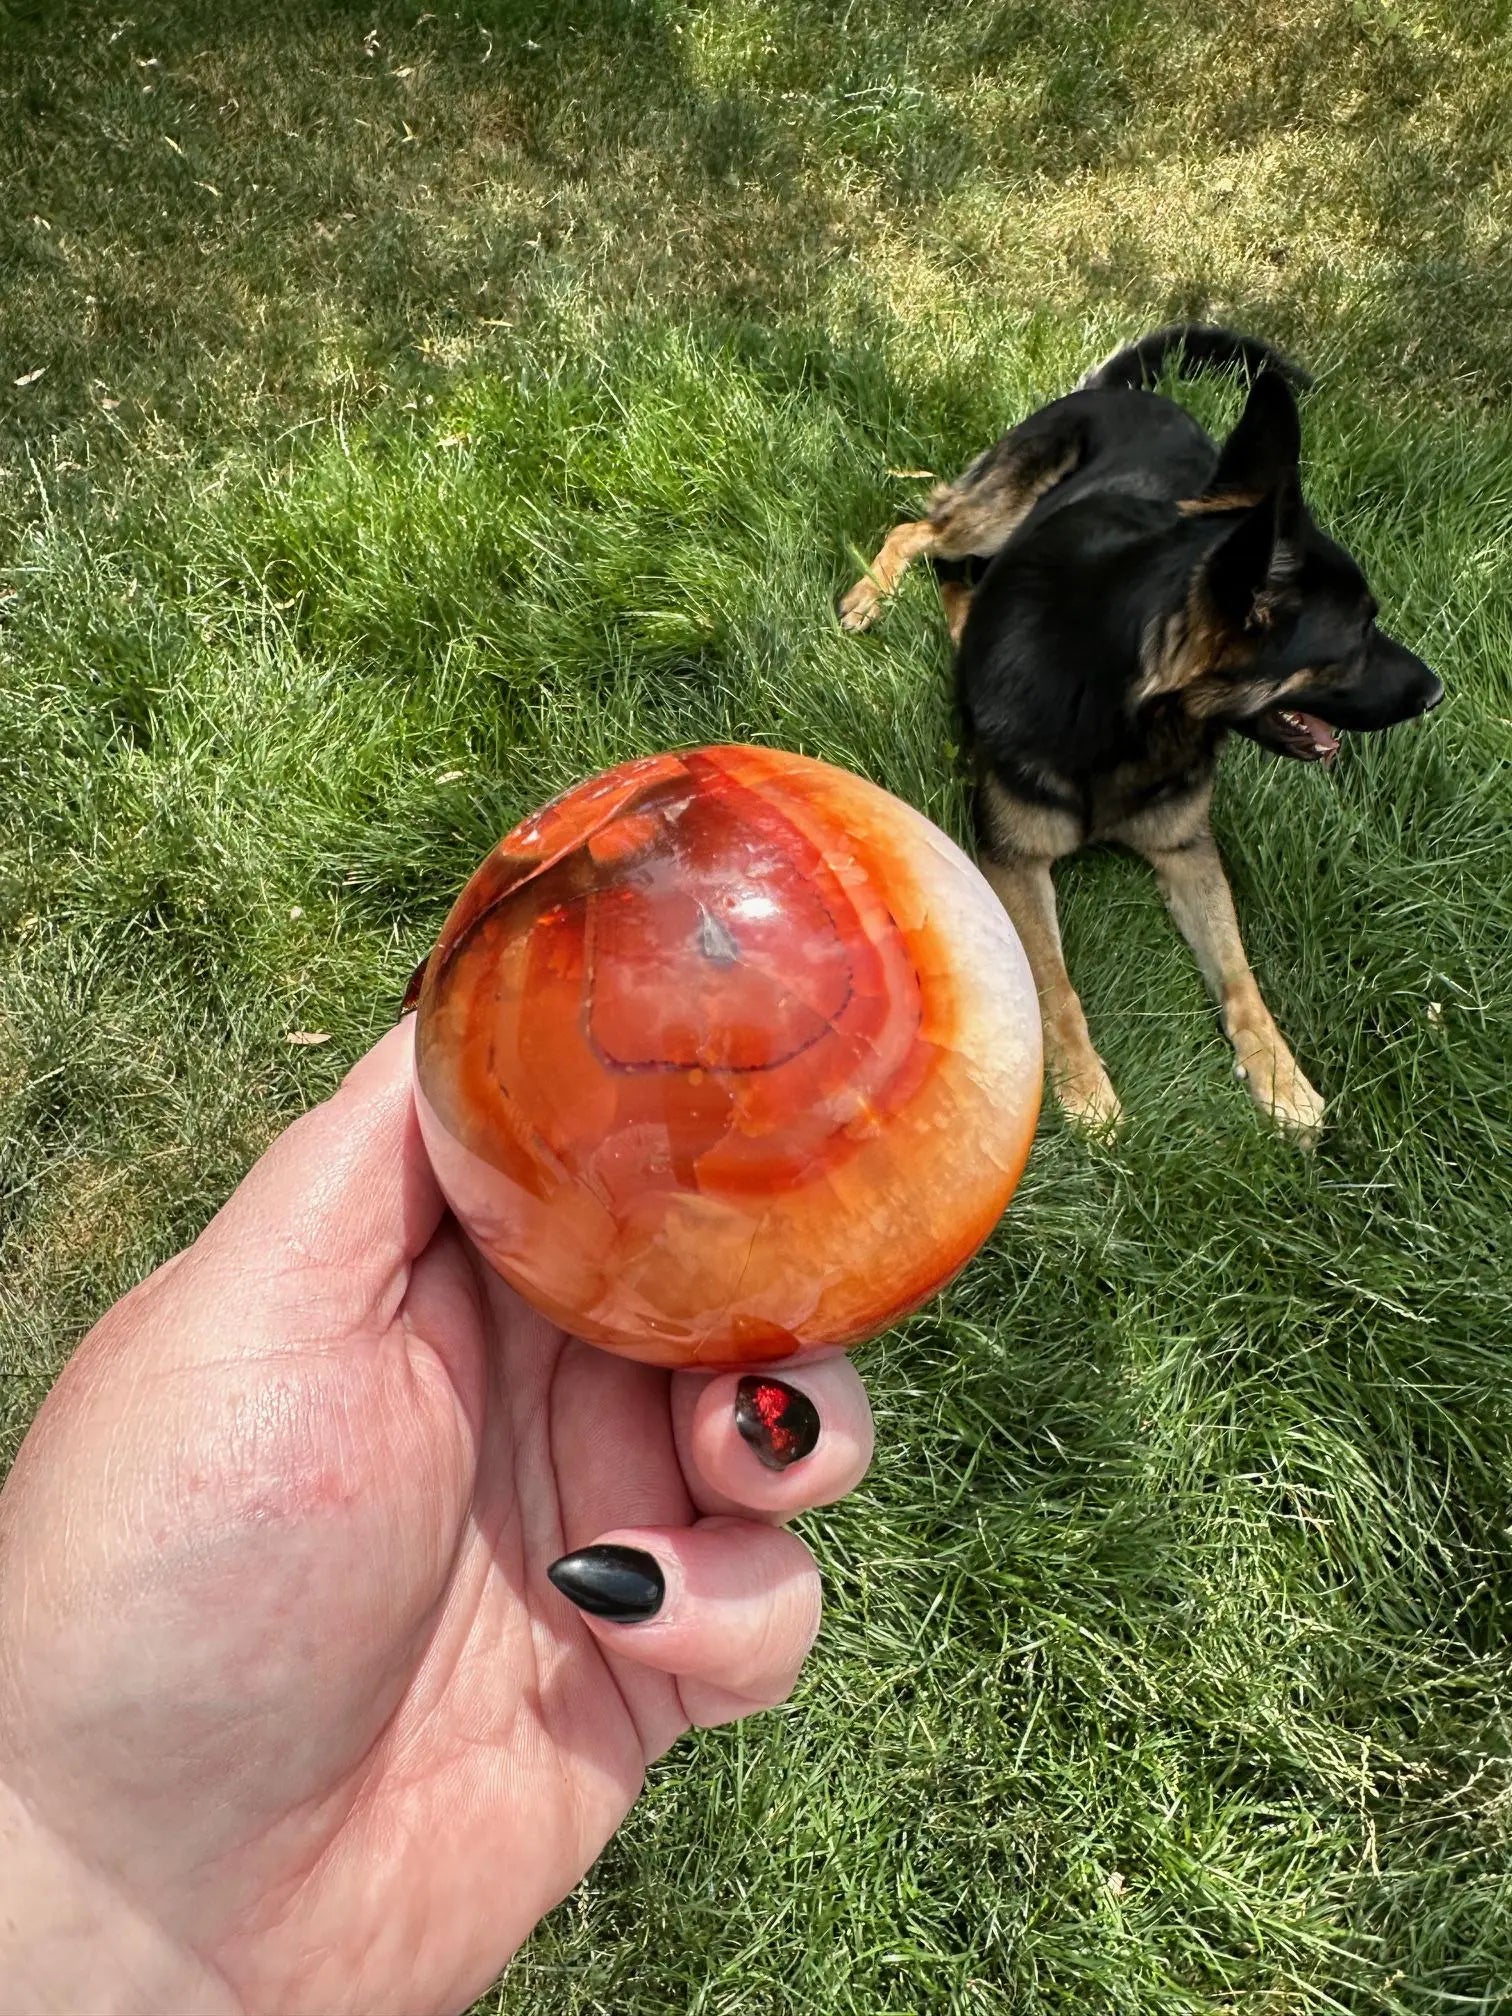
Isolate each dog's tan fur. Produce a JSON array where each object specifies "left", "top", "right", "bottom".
[
  {"left": 838, "top": 438, "right": 1081, "bottom": 634},
  {"left": 837, "top": 329, "right": 1444, "bottom": 1144},
  {"left": 842, "top": 456, "right": 1325, "bottom": 1139},
  {"left": 974, "top": 771, "right": 1324, "bottom": 1140}
]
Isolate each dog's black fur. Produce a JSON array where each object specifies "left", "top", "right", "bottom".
[
  {"left": 954, "top": 332, "right": 1441, "bottom": 816},
  {"left": 839, "top": 324, "right": 1443, "bottom": 1137}
]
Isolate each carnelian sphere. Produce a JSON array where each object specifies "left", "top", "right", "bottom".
[{"left": 412, "top": 745, "right": 1041, "bottom": 1369}]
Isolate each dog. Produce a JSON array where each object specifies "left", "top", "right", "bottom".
[{"left": 838, "top": 323, "right": 1443, "bottom": 1140}]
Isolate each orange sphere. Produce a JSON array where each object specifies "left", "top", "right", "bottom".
[{"left": 412, "top": 746, "right": 1041, "bottom": 1369}]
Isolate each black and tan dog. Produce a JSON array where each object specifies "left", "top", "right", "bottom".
[{"left": 839, "top": 324, "right": 1443, "bottom": 1140}]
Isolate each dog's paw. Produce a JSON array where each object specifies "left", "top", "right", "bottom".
[
  {"left": 837, "top": 578, "right": 882, "bottom": 633},
  {"left": 1053, "top": 1056, "right": 1124, "bottom": 1141},
  {"left": 1233, "top": 1038, "right": 1325, "bottom": 1145}
]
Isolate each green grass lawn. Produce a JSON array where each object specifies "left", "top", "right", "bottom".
[{"left": 4, "top": 1, "right": 1512, "bottom": 2007}]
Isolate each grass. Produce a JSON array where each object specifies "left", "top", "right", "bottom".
[{"left": 4, "top": 0, "right": 1512, "bottom": 2008}]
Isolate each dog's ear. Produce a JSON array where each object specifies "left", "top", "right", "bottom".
[
  {"left": 1202, "top": 470, "right": 1304, "bottom": 634},
  {"left": 1203, "top": 370, "right": 1302, "bottom": 502}
]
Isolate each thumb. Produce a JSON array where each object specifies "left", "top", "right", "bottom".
[{"left": 195, "top": 1017, "right": 446, "bottom": 1318}]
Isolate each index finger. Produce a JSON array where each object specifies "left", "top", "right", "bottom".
[{"left": 670, "top": 1356, "right": 875, "bottom": 1522}]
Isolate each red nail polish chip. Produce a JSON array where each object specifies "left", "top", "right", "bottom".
[{"left": 735, "top": 1377, "right": 821, "bottom": 1469}]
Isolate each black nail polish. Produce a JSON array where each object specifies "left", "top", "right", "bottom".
[
  {"left": 735, "top": 1376, "right": 821, "bottom": 1471},
  {"left": 399, "top": 952, "right": 430, "bottom": 1018},
  {"left": 547, "top": 1545, "right": 665, "bottom": 1623}
]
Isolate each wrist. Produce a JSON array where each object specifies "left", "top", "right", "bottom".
[{"left": 0, "top": 1779, "right": 241, "bottom": 2016}]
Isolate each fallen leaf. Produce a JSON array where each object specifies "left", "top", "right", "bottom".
[
  {"left": 14, "top": 367, "right": 46, "bottom": 388},
  {"left": 285, "top": 1031, "right": 331, "bottom": 1047},
  {"left": 435, "top": 769, "right": 466, "bottom": 785},
  {"left": 886, "top": 466, "right": 934, "bottom": 479}
]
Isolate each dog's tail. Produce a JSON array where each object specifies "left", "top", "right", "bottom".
[{"left": 1079, "top": 322, "right": 1312, "bottom": 393}]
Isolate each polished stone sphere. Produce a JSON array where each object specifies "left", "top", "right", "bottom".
[{"left": 412, "top": 746, "right": 1041, "bottom": 1369}]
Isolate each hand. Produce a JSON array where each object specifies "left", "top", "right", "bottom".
[{"left": 0, "top": 1020, "right": 874, "bottom": 2016}]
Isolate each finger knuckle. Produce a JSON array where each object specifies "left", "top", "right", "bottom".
[{"left": 729, "top": 1568, "right": 822, "bottom": 1700}]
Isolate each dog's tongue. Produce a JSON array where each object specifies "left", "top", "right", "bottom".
[
  {"left": 1301, "top": 713, "right": 1340, "bottom": 761},
  {"left": 1288, "top": 710, "right": 1340, "bottom": 762}
]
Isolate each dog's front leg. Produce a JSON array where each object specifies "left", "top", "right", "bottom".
[
  {"left": 979, "top": 856, "right": 1122, "bottom": 1137},
  {"left": 1144, "top": 836, "right": 1326, "bottom": 1141}
]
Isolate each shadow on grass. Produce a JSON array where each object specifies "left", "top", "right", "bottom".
[
  {"left": 8, "top": 0, "right": 1512, "bottom": 467},
  {"left": 1068, "top": 24, "right": 1512, "bottom": 402}
]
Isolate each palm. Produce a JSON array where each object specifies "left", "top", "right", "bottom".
[
  {"left": 209, "top": 1230, "right": 695, "bottom": 2016},
  {"left": 0, "top": 1025, "right": 869, "bottom": 2016}
]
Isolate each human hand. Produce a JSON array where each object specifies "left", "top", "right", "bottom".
[{"left": 0, "top": 1019, "right": 874, "bottom": 2016}]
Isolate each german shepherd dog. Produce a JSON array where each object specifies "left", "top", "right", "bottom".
[{"left": 838, "top": 324, "right": 1443, "bottom": 1141}]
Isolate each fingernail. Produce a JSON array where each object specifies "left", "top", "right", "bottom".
[
  {"left": 547, "top": 1545, "right": 665, "bottom": 1623},
  {"left": 399, "top": 952, "right": 431, "bottom": 1017},
  {"left": 735, "top": 1376, "right": 821, "bottom": 1471}
]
